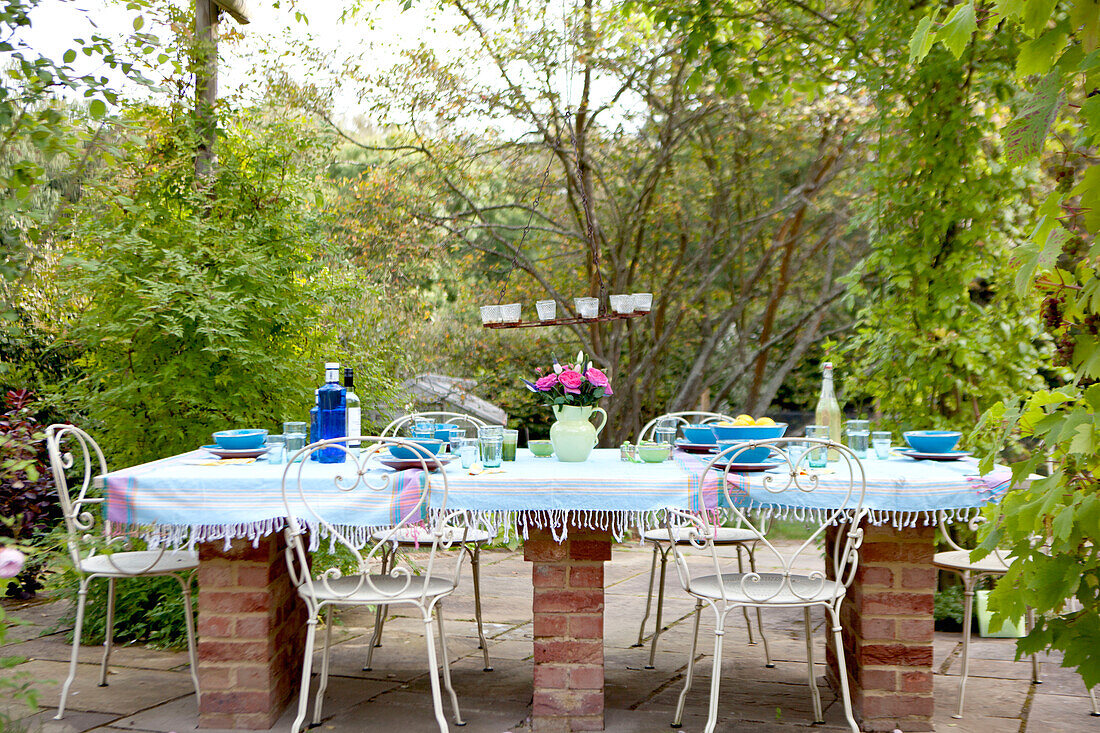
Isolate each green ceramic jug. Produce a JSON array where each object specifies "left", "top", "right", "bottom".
[{"left": 549, "top": 404, "right": 608, "bottom": 462}]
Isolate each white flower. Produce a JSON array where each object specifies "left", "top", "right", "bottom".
[{"left": 0, "top": 547, "right": 26, "bottom": 579}]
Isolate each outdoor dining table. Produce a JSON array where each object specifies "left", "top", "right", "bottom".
[{"left": 100, "top": 445, "right": 1011, "bottom": 733}]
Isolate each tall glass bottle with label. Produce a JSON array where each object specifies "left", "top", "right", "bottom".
[
  {"left": 344, "top": 367, "right": 361, "bottom": 449},
  {"left": 814, "top": 362, "right": 842, "bottom": 459},
  {"left": 317, "top": 362, "right": 347, "bottom": 463}
]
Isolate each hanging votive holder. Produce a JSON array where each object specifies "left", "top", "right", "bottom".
[
  {"left": 501, "top": 303, "right": 522, "bottom": 322},
  {"left": 574, "top": 297, "right": 599, "bottom": 319},
  {"left": 480, "top": 305, "right": 503, "bottom": 324},
  {"left": 632, "top": 292, "right": 653, "bottom": 312},
  {"left": 609, "top": 294, "right": 635, "bottom": 314},
  {"left": 536, "top": 299, "right": 557, "bottom": 321}
]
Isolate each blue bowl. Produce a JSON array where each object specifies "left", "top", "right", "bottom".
[
  {"left": 212, "top": 429, "right": 268, "bottom": 450},
  {"left": 434, "top": 425, "right": 461, "bottom": 442},
  {"left": 681, "top": 425, "right": 717, "bottom": 444},
  {"left": 716, "top": 440, "right": 770, "bottom": 463},
  {"left": 711, "top": 423, "right": 788, "bottom": 442},
  {"left": 903, "top": 430, "right": 961, "bottom": 454},
  {"left": 389, "top": 439, "right": 445, "bottom": 460}
]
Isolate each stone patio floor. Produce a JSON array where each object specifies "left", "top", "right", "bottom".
[{"left": 2, "top": 541, "right": 1098, "bottom": 732}]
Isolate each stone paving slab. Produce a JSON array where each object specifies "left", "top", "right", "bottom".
[{"left": 3, "top": 543, "right": 1098, "bottom": 733}]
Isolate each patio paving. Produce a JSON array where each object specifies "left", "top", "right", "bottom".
[{"left": 2, "top": 541, "right": 1098, "bottom": 732}]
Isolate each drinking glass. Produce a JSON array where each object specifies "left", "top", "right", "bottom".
[
  {"left": 283, "top": 421, "right": 307, "bottom": 460},
  {"left": 265, "top": 435, "right": 287, "bottom": 465},
  {"left": 872, "top": 431, "right": 892, "bottom": 460},
  {"left": 478, "top": 426, "right": 504, "bottom": 468},
  {"left": 448, "top": 428, "right": 467, "bottom": 454},
  {"left": 654, "top": 418, "right": 677, "bottom": 459},
  {"left": 574, "top": 297, "right": 599, "bottom": 318},
  {"left": 411, "top": 418, "right": 435, "bottom": 440},
  {"left": 458, "top": 438, "right": 480, "bottom": 469},
  {"left": 502, "top": 429, "right": 519, "bottom": 461},
  {"left": 845, "top": 419, "right": 870, "bottom": 459},
  {"left": 536, "top": 299, "right": 557, "bottom": 320},
  {"left": 805, "top": 425, "right": 829, "bottom": 468}
]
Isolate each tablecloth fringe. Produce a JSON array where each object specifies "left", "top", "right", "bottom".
[{"left": 133, "top": 506, "right": 983, "bottom": 551}]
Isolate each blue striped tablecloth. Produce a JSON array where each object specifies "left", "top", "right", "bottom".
[{"left": 101, "top": 447, "right": 1009, "bottom": 547}]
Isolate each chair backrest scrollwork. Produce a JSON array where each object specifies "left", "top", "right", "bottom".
[
  {"left": 636, "top": 411, "right": 733, "bottom": 445},
  {"left": 280, "top": 436, "right": 469, "bottom": 604},
  {"left": 665, "top": 437, "right": 867, "bottom": 605},
  {"left": 381, "top": 412, "right": 487, "bottom": 438}
]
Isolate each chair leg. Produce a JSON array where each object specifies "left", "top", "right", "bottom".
[
  {"left": 98, "top": 577, "right": 116, "bottom": 686},
  {"left": 435, "top": 603, "right": 466, "bottom": 726},
  {"left": 748, "top": 547, "right": 772, "bottom": 667},
  {"left": 804, "top": 606, "right": 823, "bottom": 723},
  {"left": 468, "top": 544, "right": 492, "bottom": 671},
  {"left": 364, "top": 548, "right": 391, "bottom": 671},
  {"left": 292, "top": 615, "right": 319, "bottom": 733},
  {"left": 954, "top": 578, "right": 976, "bottom": 719},
  {"left": 635, "top": 542, "right": 660, "bottom": 647},
  {"left": 55, "top": 577, "right": 90, "bottom": 720},
  {"left": 702, "top": 611, "right": 728, "bottom": 733},
  {"left": 312, "top": 606, "right": 334, "bottom": 726},
  {"left": 825, "top": 604, "right": 859, "bottom": 733},
  {"left": 1089, "top": 687, "right": 1099, "bottom": 716},
  {"left": 736, "top": 547, "right": 755, "bottom": 646},
  {"left": 1025, "top": 607, "right": 1040, "bottom": 683},
  {"left": 175, "top": 573, "right": 201, "bottom": 701},
  {"left": 646, "top": 545, "right": 670, "bottom": 669},
  {"left": 422, "top": 608, "right": 452, "bottom": 733},
  {"left": 672, "top": 600, "right": 703, "bottom": 729}
]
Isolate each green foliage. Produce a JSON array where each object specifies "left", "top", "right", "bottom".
[
  {"left": 934, "top": 583, "right": 965, "bottom": 627},
  {"left": 839, "top": 2, "right": 1046, "bottom": 447},
  {"left": 52, "top": 107, "right": 353, "bottom": 465},
  {"left": 917, "top": 0, "right": 1100, "bottom": 688}
]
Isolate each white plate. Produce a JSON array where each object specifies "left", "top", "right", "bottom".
[
  {"left": 200, "top": 445, "right": 270, "bottom": 459},
  {"left": 898, "top": 449, "right": 971, "bottom": 462}
]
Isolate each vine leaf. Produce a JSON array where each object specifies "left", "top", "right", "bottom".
[
  {"left": 940, "top": 2, "right": 977, "bottom": 58},
  {"left": 1016, "top": 25, "right": 1068, "bottom": 76},
  {"left": 1003, "top": 71, "right": 1064, "bottom": 167},
  {"left": 909, "top": 15, "right": 936, "bottom": 64},
  {"left": 1014, "top": 222, "right": 1068, "bottom": 295}
]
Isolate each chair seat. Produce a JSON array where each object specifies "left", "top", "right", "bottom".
[
  {"left": 643, "top": 527, "right": 759, "bottom": 546},
  {"left": 301, "top": 573, "right": 456, "bottom": 604},
  {"left": 934, "top": 550, "right": 1010, "bottom": 575},
  {"left": 371, "top": 527, "right": 492, "bottom": 545},
  {"left": 79, "top": 549, "right": 198, "bottom": 577},
  {"left": 689, "top": 572, "right": 845, "bottom": 605}
]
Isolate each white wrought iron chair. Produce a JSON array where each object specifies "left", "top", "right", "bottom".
[
  {"left": 45, "top": 424, "right": 200, "bottom": 720},
  {"left": 933, "top": 511, "right": 1099, "bottom": 718},
  {"left": 633, "top": 411, "right": 770, "bottom": 670},
  {"left": 665, "top": 437, "right": 865, "bottom": 733},
  {"left": 282, "top": 437, "right": 471, "bottom": 732},
  {"left": 370, "top": 411, "right": 493, "bottom": 672}
]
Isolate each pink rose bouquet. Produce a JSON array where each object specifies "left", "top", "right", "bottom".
[{"left": 523, "top": 351, "right": 613, "bottom": 407}]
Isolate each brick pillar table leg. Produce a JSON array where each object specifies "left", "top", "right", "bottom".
[
  {"left": 196, "top": 534, "right": 308, "bottom": 729},
  {"left": 524, "top": 525, "right": 612, "bottom": 733},
  {"left": 826, "top": 519, "right": 937, "bottom": 732}
]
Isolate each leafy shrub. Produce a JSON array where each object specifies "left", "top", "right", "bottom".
[
  {"left": 934, "top": 583, "right": 965, "bottom": 631},
  {"left": 0, "top": 389, "right": 58, "bottom": 598}
]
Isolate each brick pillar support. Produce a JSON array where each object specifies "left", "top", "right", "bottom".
[
  {"left": 197, "top": 533, "right": 307, "bottom": 729},
  {"left": 524, "top": 523, "right": 613, "bottom": 733},
  {"left": 826, "top": 519, "right": 937, "bottom": 732}
]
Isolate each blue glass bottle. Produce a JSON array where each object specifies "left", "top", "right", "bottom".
[{"left": 317, "top": 362, "right": 347, "bottom": 463}]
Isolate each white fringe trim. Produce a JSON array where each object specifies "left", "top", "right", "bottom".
[{"left": 135, "top": 506, "right": 981, "bottom": 550}]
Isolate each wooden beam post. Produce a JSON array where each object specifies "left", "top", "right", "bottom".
[{"left": 195, "top": 0, "right": 219, "bottom": 178}]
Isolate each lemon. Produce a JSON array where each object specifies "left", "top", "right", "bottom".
[
  {"left": 733, "top": 415, "right": 754, "bottom": 426},
  {"left": 716, "top": 420, "right": 733, "bottom": 426},
  {"left": 754, "top": 417, "right": 776, "bottom": 426}
]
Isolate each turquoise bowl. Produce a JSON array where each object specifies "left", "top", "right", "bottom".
[
  {"left": 711, "top": 423, "right": 788, "bottom": 442},
  {"left": 212, "top": 429, "right": 268, "bottom": 450},
  {"left": 389, "top": 439, "right": 445, "bottom": 460},
  {"left": 715, "top": 440, "right": 770, "bottom": 463},
  {"left": 681, "top": 425, "right": 717, "bottom": 444},
  {"left": 903, "top": 430, "right": 961, "bottom": 453}
]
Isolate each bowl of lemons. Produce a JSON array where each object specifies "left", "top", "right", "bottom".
[{"left": 711, "top": 415, "right": 788, "bottom": 442}]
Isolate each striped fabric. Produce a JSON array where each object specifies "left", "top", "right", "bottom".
[{"left": 101, "top": 447, "right": 1008, "bottom": 546}]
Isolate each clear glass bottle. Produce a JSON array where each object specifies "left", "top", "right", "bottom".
[
  {"left": 814, "top": 362, "right": 842, "bottom": 459},
  {"left": 344, "top": 367, "right": 361, "bottom": 449},
  {"left": 316, "top": 362, "right": 347, "bottom": 463}
]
